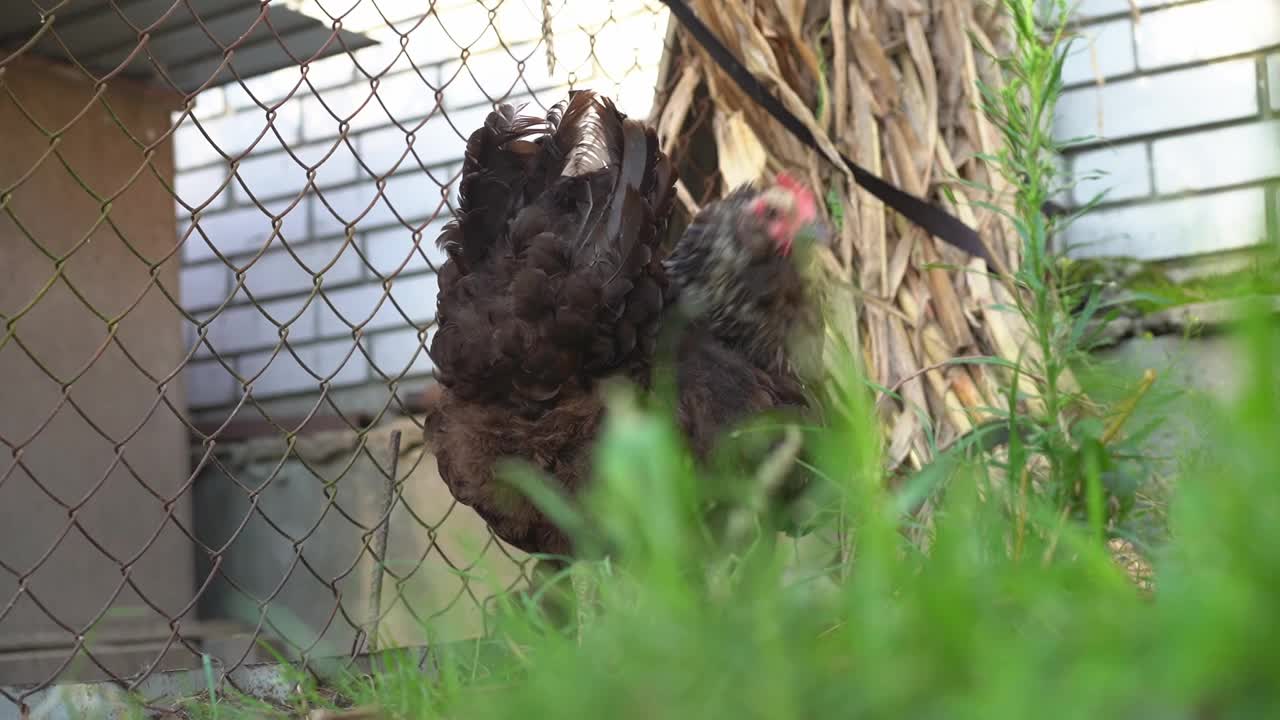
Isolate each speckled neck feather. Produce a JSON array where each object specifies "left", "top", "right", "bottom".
[{"left": 664, "top": 184, "right": 824, "bottom": 380}]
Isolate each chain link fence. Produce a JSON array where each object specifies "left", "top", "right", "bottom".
[{"left": 0, "top": 0, "right": 672, "bottom": 707}]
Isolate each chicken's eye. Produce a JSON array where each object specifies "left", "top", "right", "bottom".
[{"left": 763, "top": 206, "right": 780, "bottom": 221}]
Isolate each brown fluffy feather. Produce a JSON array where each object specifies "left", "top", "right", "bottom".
[
  {"left": 428, "top": 91, "right": 674, "bottom": 555},
  {"left": 426, "top": 92, "right": 824, "bottom": 559}
]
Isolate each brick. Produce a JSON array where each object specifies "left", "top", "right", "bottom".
[
  {"left": 1274, "top": 186, "right": 1280, "bottom": 232},
  {"left": 370, "top": 326, "right": 434, "bottom": 378},
  {"left": 356, "top": 124, "right": 418, "bottom": 178},
  {"left": 294, "top": 138, "right": 361, "bottom": 191},
  {"left": 175, "top": 165, "right": 234, "bottom": 211},
  {"left": 196, "top": 307, "right": 261, "bottom": 357},
  {"left": 267, "top": 99, "right": 306, "bottom": 146},
  {"left": 351, "top": 26, "right": 425, "bottom": 77},
  {"left": 173, "top": 121, "right": 227, "bottom": 170},
  {"left": 237, "top": 338, "right": 369, "bottom": 398},
  {"left": 192, "top": 88, "right": 227, "bottom": 120},
  {"left": 490, "top": 1, "right": 557, "bottom": 47},
  {"left": 317, "top": 283, "right": 384, "bottom": 337},
  {"left": 1060, "top": 187, "right": 1267, "bottom": 260},
  {"left": 380, "top": 0, "right": 474, "bottom": 28},
  {"left": 441, "top": 45, "right": 548, "bottom": 111},
  {"left": 182, "top": 201, "right": 310, "bottom": 263},
  {"left": 1055, "top": 58, "right": 1259, "bottom": 142},
  {"left": 1269, "top": 54, "right": 1280, "bottom": 111},
  {"left": 225, "top": 64, "right": 349, "bottom": 111},
  {"left": 1135, "top": 0, "right": 1280, "bottom": 70},
  {"left": 311, "top": 339, "right": 373, "bottom": 387},
  {"left": 1069, "top": 141, "right": 1151, "bottom": 205},
  {"left": 217, "top": 195, "right": 310, "bottom": 245},
  {"left": 184, "top": 358, "right": 238, "bottom": 409},
  {"left": 424, "top": 3, "right": 504, "bottom": 61},
  {"left": 225, "top": 104, "right": 303, "bottom": 154},
  {"left": 210, "top": 292, "right": 324, "bottom": 352},
  {"left": 316, "top": 273, "right": 436, "bottom": 337},
  {"left": 313, "top": 239, "right": 369, "bottom": 287},
  {"left": 306, "top": 53, "right": 359, "bottom": 91},
  {"left": 227, "top": 73, "right": 290, "bottom": 110},
  {"left": 181, "top": 206, "right": 269, "bottom": 262},
  {"left": 332, "top": 0, "right": 390, "bottom": 33},
  {"left": 303, "top": 65, "right": 445, "bottom": 140},
  {"left": 504, "top": 43, "right": 558, "bottom": 96},
  {"left": 413, "top": 103, "right": 493, "bottom": 166},
  {"left": 1269, "top": 184, "right": 1280, "bottom": 235},
  {"left": 369, "top": 67, "right": 444, "bottom": 127},
  {"left": 1152, "top": 119, "right": 1280, "bottom": 194},
  {"left": 239, "top": 239, "right": 365, "bottom": 300},
  {"left": 382, "top": 172, "right": 451, "bottom": 225},
  {"left": 311, "top": 182, "right": 386, "bottom": 238},
  {"left": 374, "top": 272, "right": 438, "bottom": 329},
  {"left": 361, "top": 14, "right": 468, "bottom": 70},
  {"left": 180, "top": 263, "right": 231, "bottom": 311},
  {"left": 257, "top": 293, "right": 321, "bottom": 344},
  {"left": 236, "top": 138, "right": 360, "bottom": 202},
  {"left": 235, "top": 150, "right": 308, "bottom": 202},
  {"left": 1048, "top": 152, "right": 1071, "bottom": 209},
  {"left": 174, "top": 105, "right": 303, "bottom": 170},
  {"left": 256, "top": 196, "right": 312, "bottom": 243},
  {"left": 349, "top": 115, "right": 473, "bottom": 194},
  {"left": 364, "top": 221, "right": 448, "bottom": 279},
  {"left": 1061, "top": 18, "right": 1135, "bottom": 86},
  {"left": 1068, "top": 0, "right": 1176, "bottom": 20},
  {"left": 300, "top": 83, "right": 376, "bottom": 141}
]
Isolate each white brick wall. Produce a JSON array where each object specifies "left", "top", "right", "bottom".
[
  {"left": 1061, "top": 187, "right": 1269, "bottom": 259},
  {"left": 1055, "top": 58, "right": 1259, "bottom": 141},
  {"left": 1268, "top": 54, "right": 1280, "bottom": 109},
  {"left": 1061, "top": 18, "right": 1135, "bottom": 86},
  {"left": 1152, "top": 119, "right": 1280, "bottom": 193},
  {"left": 1070, "top": 141, "right": 1151, "bottom": 205},
  {"left": 1058, "top": 0, "right": 1280, "bottom": 262},
  {"left": 173, "top": 0, "right": 670, "bottom": 412},
  {"left": 1069, "top": 0, "right": 1178, "bottom": 20},
  {"left": 1133, "top": 0, "right": 1280, "bottom": 70}
]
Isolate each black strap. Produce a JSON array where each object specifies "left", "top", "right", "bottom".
[{"left": 657, "top": 0, "right": 995, "bottom": 267}]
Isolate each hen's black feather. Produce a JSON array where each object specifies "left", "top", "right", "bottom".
[
  {"left": 432, "top": 91, "right": 674, "bottom": 411},
  {"left": 426, "top": 92, "right": 826, "bottom": 560},
  {"left": 427, "top": 91, "right": 675, "bottom": 556}
]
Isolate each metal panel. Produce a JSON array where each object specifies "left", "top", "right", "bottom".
[{"left": 0, "top": 0, "right": 377, "bottom": 93}]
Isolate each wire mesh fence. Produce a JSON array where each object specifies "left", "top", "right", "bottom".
[{"left": 0, "top": 0, "right": 672, "bottom": 706}]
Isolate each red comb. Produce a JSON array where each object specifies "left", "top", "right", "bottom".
[
  {"left": 775, "top": 171, "right": 817, "bottom": 222},
  {"left": 776, "top": 172, "right": 804, "bottom": 193}
]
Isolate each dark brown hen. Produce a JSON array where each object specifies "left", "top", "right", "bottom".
[
  {"left": 425, "top": 90, "right": 828, "bottom": 559},
  {"left": 426, "top": 91, "right": 675, "bottom": 557},
  {"left": 664, "top": 174, "right": 829, "bottom": 537}
]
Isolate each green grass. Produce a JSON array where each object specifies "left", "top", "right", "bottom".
[
  {"left": 1058, "top": 254, "right": 1280, "bottom": 316},
  {"left": 164, "top": 1, "right": 1280, "bottom": 718},
  {"left": 175, "top": 304, "right": 1280, "bottom": 720}
]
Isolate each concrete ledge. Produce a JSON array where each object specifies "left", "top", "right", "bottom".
[
  {"left": 0, "top": 646, "right": 437, "bottom": 720},
  {"left": 1090, "top": 295, "right": 1280, "bottom": 347}
]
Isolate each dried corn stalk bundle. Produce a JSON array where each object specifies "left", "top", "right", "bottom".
[{"left": 648, "top": 0, "right": 1072, "bottom": 482}]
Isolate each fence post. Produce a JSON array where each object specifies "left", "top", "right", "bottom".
[{"left": 363, "top": 430, "right": 400, "bottom": 654}]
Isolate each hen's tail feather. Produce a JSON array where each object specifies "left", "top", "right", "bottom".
[
  {"left": 431, "top": 90, "right": 677, "bottom": 409},
  {"left": 441, "top": 104, "right": 546, "bottom": 270}
]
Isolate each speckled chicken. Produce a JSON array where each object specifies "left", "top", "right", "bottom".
[{"left": 424, "top": 90, "right": 828, "bottom": 559}]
